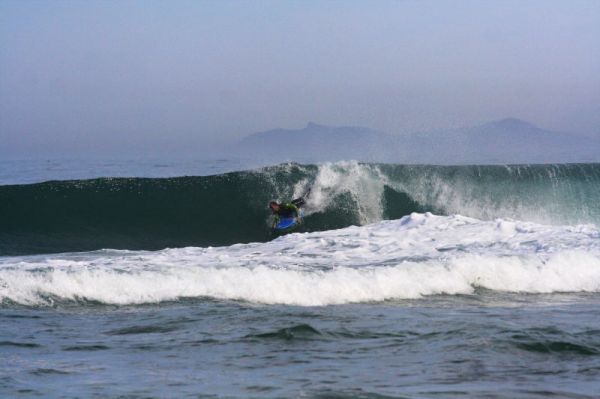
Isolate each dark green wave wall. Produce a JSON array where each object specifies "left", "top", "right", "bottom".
[{"left": 1, "top": 163, "right": 598, "bottom": 255}]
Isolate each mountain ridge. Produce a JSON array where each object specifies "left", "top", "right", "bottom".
[{"left": 231, "top": 118, "right": 600, "bottom": 164}]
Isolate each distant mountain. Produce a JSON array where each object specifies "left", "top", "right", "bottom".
[
  {"left": 421, "top": 118, "right": 600, "bottom": 164},
  {"left": 232, "top": 122, "right": 394, "bottom": 163},
  {"left": 230, "top": 119, "right": 600, "bottom": 164}
]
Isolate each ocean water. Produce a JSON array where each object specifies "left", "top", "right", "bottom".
[{"left": 1, "top": 159, "right": 600, "bottom": 398}]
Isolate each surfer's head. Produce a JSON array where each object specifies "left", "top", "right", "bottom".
[{"left": 269, "top": 201, "right": 280, "bottom": 212}]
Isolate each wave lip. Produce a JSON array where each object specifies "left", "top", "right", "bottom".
[{"left": 1, "top": 213, "right": 599, "bottom": 307}]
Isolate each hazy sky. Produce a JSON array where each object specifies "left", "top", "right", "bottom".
[{"left": 1, "top": 0, "right": 599, "bottom": 158}]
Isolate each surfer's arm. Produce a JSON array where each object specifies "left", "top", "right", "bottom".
[
  {"left": 289, "top": 204, "right": 301, "bottom": 221},
  {"left": 287, "top": 203, "right": 299, "bottom": 217}
]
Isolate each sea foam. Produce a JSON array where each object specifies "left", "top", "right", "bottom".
[{"left": 1, "top": 213, "right": 599, "bottom": 306}]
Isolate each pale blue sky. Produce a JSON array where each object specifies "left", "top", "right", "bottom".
[{"left": 1, "top": 0, "right": 599, "bottom": 157}]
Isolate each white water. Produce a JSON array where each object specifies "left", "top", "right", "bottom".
[
  {"left": 1, "top": 213, "right": 599, "bottom": 306},
  {"left": 293, "top": 161, "right": 388, "bottom": 224},
  {"left": 282, "top": 161, "right": 600, "bottom": 226}
]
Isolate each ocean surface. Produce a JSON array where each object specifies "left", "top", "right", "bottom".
[{"left": 1, "top": 159, "right": 600, "bottom": 398}]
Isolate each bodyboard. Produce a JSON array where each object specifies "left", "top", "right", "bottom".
[
  {"left": 273, "top": 209, "right": 304, "bottom": 231},
  {"left": 274, "top": 217, "right": 298, "bottom": 230}
]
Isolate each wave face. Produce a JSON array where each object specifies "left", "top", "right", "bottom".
[
  {"left": 2, "top": 213, "right": 600, "bottom": 306},
  {"left": 1, "top": 162, "right": 599, "bottom": 255}
]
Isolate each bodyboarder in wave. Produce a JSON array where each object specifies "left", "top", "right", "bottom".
[{"left": 269, "top": 197, "right": 306, "bottom": 230}]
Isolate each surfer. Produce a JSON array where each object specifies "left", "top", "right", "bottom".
[{"left": 269, "top": 198, "right": 305, "bottom": 229}]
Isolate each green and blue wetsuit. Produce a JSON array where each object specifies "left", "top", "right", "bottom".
[{"left": 272, "top": 203, "right": 300, "bottom": 227}]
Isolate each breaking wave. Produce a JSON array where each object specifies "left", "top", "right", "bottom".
[{"left": 1, "top": 161, "right": 599, "bottom": 255}]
